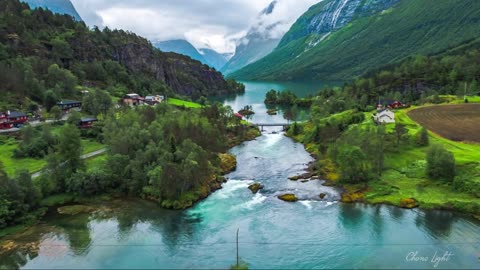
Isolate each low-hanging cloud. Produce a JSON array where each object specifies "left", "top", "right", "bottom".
[{"left": 71, "top": 0, "right": 320, "bottom": 53}]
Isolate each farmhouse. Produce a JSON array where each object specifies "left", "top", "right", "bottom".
[
  {"left": 379, "top": 99, "right": 408, "bottom": 109},
  {"left": 0, "top": 111, "right": 29, "bottom": 129},
  {"left": 57, "top": 100, "right": 82, "bottom": 112},
  {"left": 145, "top": 95, "right": 165, "bottom": 105},
  {"left": 122, "top": 93, "right": 144, "bottom": 106},
  {"left": 373, "top": 108, "right": 395, "bottom": 124},
  {"left": 78, "top": 117, "right": 98, "bottom": 129}
]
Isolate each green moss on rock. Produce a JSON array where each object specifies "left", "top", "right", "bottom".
[
  {"left": 219, "top": 153, "right": 237, "bottom": 174},
  {"left": 399, "top": 198, "right": 419, "bottom": 209},
  {"left": 248, "top": 183, "right": 264, "bottom": 194},
  {"left": 278, "top": 194, "right": 298, "bottom": 202}
]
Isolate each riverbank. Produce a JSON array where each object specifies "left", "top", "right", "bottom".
[
  {"left": 0, "top": 124, "right": 261, "bottom": 239},
  {"left": 287, "top": 106, "right": 480, "bottom": 218}
]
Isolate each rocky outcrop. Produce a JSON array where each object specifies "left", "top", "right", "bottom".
[
  {"left": 279, "top": 0, "right": 400, "bottom": 47},
  {"left": 400, "top": 198, "right": 419, "bottom": 209},
  {"left": 278, "top": 193, "right": 298, "bottom": 202},
  {"left": 218, "top": 153, "right": 237, "bottom": 174},
  {"left": 112, "top": 43, "right": 243, "bottom": 98},
  {"left": 248, "top": 183, "right": 264, "bottom": 194}
]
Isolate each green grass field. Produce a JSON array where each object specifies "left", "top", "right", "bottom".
[
  {"left": 0, "top": 136, "right": 105, "bottom": 176},
  {"left": 362, "top": 107, "right": 480, "bottom": 213},
  {"left": 166, "top": 98, "right": 202, "bottom": 108}
]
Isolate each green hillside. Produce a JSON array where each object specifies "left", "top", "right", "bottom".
[
  {"left": 0, "top": 0, "right": 243, "bottom": 112},
  {"left": 231, "top": 0, "right": 480, "bottom": 81}
]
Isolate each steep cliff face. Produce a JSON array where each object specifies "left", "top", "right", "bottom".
[
  {"left": 21, "top": 0, "right": 82, "bottom": 21},
  {"left": 231, "top": 0, "right": 480, "bottom": 81},
  {"left": 279, "top": 0, "right": 399, "bottom": 47},
  {"left": 109, "top": 43, "right": 242, "bottom": 97}
]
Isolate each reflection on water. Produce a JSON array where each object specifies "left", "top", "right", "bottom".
[
  {"left": 415, "top": 210, "right": 458, "bottom": 238},
  {"left": 1, "top": 80, "right": 479, "bottom": 269}
]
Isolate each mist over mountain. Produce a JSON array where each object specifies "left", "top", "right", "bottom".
[{"left": 221, "top": 0, "right": 318, "bottom": 75}]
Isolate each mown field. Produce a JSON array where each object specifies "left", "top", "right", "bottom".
[{"left": 408, "top": 104, "right": 480, "bottom": 143}]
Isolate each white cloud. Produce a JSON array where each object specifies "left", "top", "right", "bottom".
[{"left": 71, "top": 0, "right": 320, "bottom": 53}]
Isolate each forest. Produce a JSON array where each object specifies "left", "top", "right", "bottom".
[
  {"left": 0, "top": 0, "right": 244, "bottom": 113},
  {"left": 0, "top": 102, "right": 259, "bottom": 229}
]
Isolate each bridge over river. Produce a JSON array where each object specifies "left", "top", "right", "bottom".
[{"left": 253, "top": 122, "right": 291, "bottom": 131}]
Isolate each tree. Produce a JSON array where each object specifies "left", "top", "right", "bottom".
[
  {"left": 426, "top": 145, "right": 456, "bottom": 181},
  {"left": 291, "top": 122, "right": 300, "bottom": 136},
  {"left": 67, "top": 110, "right": 81, "bottom": 126},
  {"left": 50, "top": 105, "right": 62, "bottom": 121},
  {"left": 44, "top": 90, "right": 58, "bottom": 112},
  {"left": 264, "top": 89, "right": 278, "bottom": 104},
  {"left": 56, "top": 124, "right": 84, "bottom": 180},
  {"left": 394, "top": 123, "right": 407, "bottom": 145},
  {"left": 416, "top": 128, "right": 429, "bottom": 146},
  {"left": 336, "top": 145, "right": 371, "bottom": 183}
]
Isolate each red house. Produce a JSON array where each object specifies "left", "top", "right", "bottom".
[
  {"left": 78, "top": 117, "right": 98, "bottom": 129},
  {"left": 0, "top": 111, "right": 29, "bottom": 129}
]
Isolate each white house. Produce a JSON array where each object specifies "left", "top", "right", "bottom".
[
  {"left": 373, "top": 108, "right": 395, "bottom": 124},
  {"left": 145, "top": 95, "right": 165, "bottom": 105}
]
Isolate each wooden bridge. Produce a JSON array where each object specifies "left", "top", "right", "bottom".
[{"left": 253, "top": 123, "right": 291, "bottom": 131}]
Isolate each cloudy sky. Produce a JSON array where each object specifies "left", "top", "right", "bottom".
[{"left": 71, "top": 0, "right": 319, "bottom": 53}]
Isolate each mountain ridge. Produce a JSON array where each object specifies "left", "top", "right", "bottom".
[
  {"left": 230, "top": 0, "right": 480, "bottom": 82},
  {"left": 21, "top": 0, "right": 82, "bottom": 21}
]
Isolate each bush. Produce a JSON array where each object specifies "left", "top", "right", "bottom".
[
  {"left": 337, "top": 145, "right": 371, "bottom": 183},
  {"left": 415, "top": 128, "right": 429, "bottom": 146},
  {"left": 426, "top": 145, "right": 456, "bottom": 181}
]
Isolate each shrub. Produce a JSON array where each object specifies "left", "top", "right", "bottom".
[
  {"left": 415, "top": 128, "right": 429, "bottom": 146},
  {"left": 426, "top": 145, "right": 456, "bottom": 181}
]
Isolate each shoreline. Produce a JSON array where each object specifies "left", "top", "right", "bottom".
[
  {"left": 284, "top": 132, "right": 480, "bottom": 221},
  {"left": 0, "top": 125, "right": 262, "bottom": 239}
]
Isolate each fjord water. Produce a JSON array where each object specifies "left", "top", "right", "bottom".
[
  {"left": 215, "top": 80, "right": 334, "bottom": 123},
  {"left": 2, "top": 82, "right": 480, "bottom": 269}
]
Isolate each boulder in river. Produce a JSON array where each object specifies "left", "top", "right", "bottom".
[
  {"left": 319, "top": 193, "right": 327, "bottom": 199},
  {"left": 248, "top": 183, "right": 264, "bottom": 194},
  {"left": 278, "top": 194, "right": 298, "bottom": 202}
]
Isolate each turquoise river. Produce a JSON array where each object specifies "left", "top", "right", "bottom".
[{"left": 0, "top": 81, "right": 479, "bottom": 269}]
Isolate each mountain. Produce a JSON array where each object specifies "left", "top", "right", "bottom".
[
  {"left": 0, "top": 0, "right": 244, "bottom": 108},
  {"left": 154, "top": 39, "right": 207, "bottom": 64},
  {"left": 221, "top": 1, "right": 281, "bottom": 75},
  {"left": 154, "top": 39, "right": 228, "bottom": 70},
  {"left": 198, "top": 48, "right": 229, "bottom": 70},
  {"left": 21, "top": 0, "right": 82, "bottom": 21},
  {"left": 231, "top": 0, "right": 480, "bottom": 81}
]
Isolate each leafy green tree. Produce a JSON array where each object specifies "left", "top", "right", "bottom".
[
  {"left": 56, "top": 124, "right": 84, "bottom": 180},
  {"left": 264, "top": 89, "right": 278, "bottom": 104},
  {"left": 47, "top": 64, "right": 77, "bottom": 96},
  {"left": 416, "top": 128, "right": 429, "bottom": 146},
  {"left": 44, "top": 90, "right": 58, "bottom": 112},
  {"left": 426, "top": 145, "right": 456, "bottom": 181},
  {"left": 336, "top": 145, "right": 371, "bottom": 183},
  {"left": 67, "top": 110, "right": 82, "bottom": 126},
  {"left": 50, "top": 105, "right": 62, "bottom": 121},
  {"left": 394, "top": 123, "right": 407, "bottom": 145},
  {"left": 50, "top": 37, "right": 73, "bottom": 60}
]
